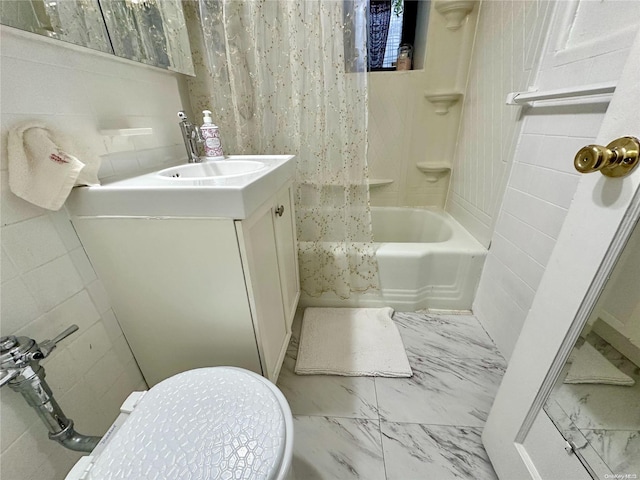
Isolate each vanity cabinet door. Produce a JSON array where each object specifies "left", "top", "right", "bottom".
[
  {"left": 236, "top": 183, "right": 300, "bottom": 382},
  {"left": 237, "top": 201, "right": 289, "bottom": 382},
  {"left": 273, "top": 187, "right": 300, "bottom": 331}
]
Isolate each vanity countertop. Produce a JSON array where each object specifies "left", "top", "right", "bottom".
[{"left": 66, "top": 155, "right": 296, "bottom": 219}]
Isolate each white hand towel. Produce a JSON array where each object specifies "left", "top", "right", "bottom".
[{"left": 8, "top": 122, "right": 101, "bottom": 211}]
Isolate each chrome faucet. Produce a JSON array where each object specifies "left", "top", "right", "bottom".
[
  {"left": 178, "top": 111, "right": 203, "bottom": 163},
  {"left": 0, "top": 325, "right": 101, "bottom": 453}
]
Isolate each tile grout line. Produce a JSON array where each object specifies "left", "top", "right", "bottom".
[
  {"left": 290, "top": 413, "right": 380, "bottom": 421},
  {"left": 372, "top": 377, "right": 390, "bottom": 479}
]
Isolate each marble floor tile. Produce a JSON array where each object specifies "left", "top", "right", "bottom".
[
  {"left": 582, "top": 429, "right": 640, "bottom": 475},
  {"left": 277, "top": 356, "right": 378, "bottom": 419},
  {"left": 291, "top": 416, "right": 385, "bottom": 480},
  {"left": 393, "top": 312, "right": 505, "bottom": 366},
  {"left": 546, "top": 334, "right": 640, "bottom": 477},
  {"left": 284, "top": 309, "right": 507, "bottom": 479},
  {"left": 380, "top": 422, "right": 498, "bottom": 480},
  {"left": 544, "top": 399, "right": 611, "bottom": 478},
  {"left": 552, "top": 378, "right": 640, "bottom": 430},
  {"left": 375, "top": 354, "right": 505, "bottom": 426}
]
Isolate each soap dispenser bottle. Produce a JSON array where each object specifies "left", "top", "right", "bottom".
[{"left": 200, "top": 110, "right": 224, "bottom": 158}]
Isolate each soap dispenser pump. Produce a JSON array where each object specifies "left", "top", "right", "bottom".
[{"left": 200, "top": 110, "right": 224, "bottom": 159}]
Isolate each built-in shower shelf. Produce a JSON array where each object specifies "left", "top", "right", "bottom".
[
  {"left": 416, "top": 163, "right": 451, "bottom": 183},
  {"left": 434, "top": 0, "right": 476, "bottom": 30},
  {"left": 368, "top": 178, "right": 394, "bottom": 187},
  {"left": 424, "top": 93, "right": 463, "bottom": 115}
]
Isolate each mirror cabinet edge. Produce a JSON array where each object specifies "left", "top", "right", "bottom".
[{"left": 0, "top": 0, "right": 195, "bottom": 76}]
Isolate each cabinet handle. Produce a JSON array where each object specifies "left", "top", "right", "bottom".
[{"left": 275, "top": 205, "right": 285, "bottom": 217}]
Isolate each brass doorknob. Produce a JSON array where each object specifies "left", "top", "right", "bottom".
[{"left": 574, "top": 136, "right": 640, "bottom": 178}]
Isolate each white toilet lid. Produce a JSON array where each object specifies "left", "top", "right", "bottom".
[{"left": 89, "top": 367, "right": 287, "bottom": 480}]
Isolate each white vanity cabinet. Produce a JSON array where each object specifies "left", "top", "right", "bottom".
[
  {"left": 236, "top": 186, "right": 299, "bottom": 379},
  {"left": 71, "top": 181, "right": 300, "bottom": 387}
]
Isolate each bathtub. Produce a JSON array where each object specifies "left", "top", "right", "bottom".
[{"left": 299, "top": 207, "right": 487, "bottom": 311}]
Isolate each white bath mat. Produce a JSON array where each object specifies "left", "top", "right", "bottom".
[
  {"left": 295, "top": 307, "right": 413, "bottom": 377},
  {"left": 564, "top": 342, "right": 635, "bottom": 386}
]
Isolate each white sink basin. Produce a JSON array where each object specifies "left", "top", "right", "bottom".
[
  {"left": 157, "top": 160, "right": 266, "bottom": 179},
  {"left": 66, "top": 155, "right": 296, "bottom": 219}
]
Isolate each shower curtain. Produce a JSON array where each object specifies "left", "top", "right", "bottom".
[{"left": 185, "top": 0, "right": 379, "bottom": 298}]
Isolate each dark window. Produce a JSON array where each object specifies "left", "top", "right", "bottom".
[{"left": 368, "top": 0, "right": 419, "bottom": 71}]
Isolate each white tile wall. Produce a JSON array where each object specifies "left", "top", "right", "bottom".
[
  {"left": 469, "top": 4, "right": 639, "bottom": 359},
  {"left": 447, "top": 0, "right": 555, "bottom": 246},
  {"left": 0, "top": 26, "right": 191, "bottom": 479},
  {"left": 367, "top": 2, "right": 478, "bottom": 208},
  {"left": 368, "top": 71, "right": 454, "bottom": 208}
]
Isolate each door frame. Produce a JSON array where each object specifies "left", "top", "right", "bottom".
[{"left": 482, "top": 28, "right": 640, "bottom": 480}]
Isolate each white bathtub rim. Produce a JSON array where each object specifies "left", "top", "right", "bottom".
[{"left": 298, "top": 206, "right": 487, "bottom": 311}]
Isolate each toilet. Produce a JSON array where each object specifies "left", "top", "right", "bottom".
[{"left": 65, "top": 367, "right": 294, "bottom": 480}]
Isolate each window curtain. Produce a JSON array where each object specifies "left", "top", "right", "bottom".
[
  {"left": 185, "top": 0, "right": 379, "bottom": 299},
  {"left": 368, "top": 0, "right": 392, "bottom": 69}
]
